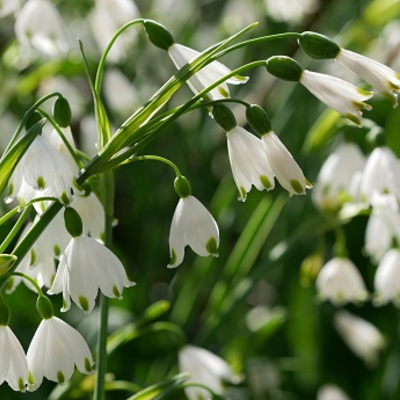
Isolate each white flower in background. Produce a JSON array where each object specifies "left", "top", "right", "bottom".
[
  {"left": 0, "top": 0, "right": 20, "bottom": 18},
  {"left": 262, "top": 131, "right": 311, "bottom": 196},
  {"left": 334, "top": 310, "right": 385, "bottom": 366},
  {"left": 49, "top": 234, "right": 135, "bottom": 313},
  {"left": 336, "top": 49, "right": 400, "bottom": 107},
  {"left": 168, "top": 196, "right": 219, "bottom": 268},
  {"left": 72, "top": 193, "right": 105, "bottom": 241},
  {"left": 168, "top": 43, "right": 248, "bottom": 100},
  {"left": 7, "top": 135, "right": 76, "bottom": 206},
  {"left": 374, "top": 248, "right": 400, "bottom": 306},
  {"left": 299, "top": 70, "right": 373, "bottom": 126},
  {"left": 313, "top": 142, "right": 365, "bottom": 212},
  {"left": 264, "top": 0, "right": 320, "bottom": 23},
  {"left": 317, "top": 384, "right": 351, "bottom": 400},
  {"left": 0, "top": 325, "right": 28, "bottom": 391},
  {"left": 27, "top": 316, "right": 94, "bottom": 391},
  {"left": 89, "top": 0, "right": 139, "bottom": 62},
  {"left": 226, "top": 126, "right": 275, "bottom": 201},
  {"left": 316, "top": 257, "right": 367, "bottom": 305},
  {"left": 364, "top": 194, "right": 400, "bottom": 262},
  {"left": 179, "top": 345, "right": 235, "bottom": 400},
  {"left": 14, "top": 0, "right": 69, "bottom": 61},
  {"left": 103, "top": 69, "right": 140, "bottom": 117},
  {"left": 359, "top": 146, "right": 400, "bottom": 204}
]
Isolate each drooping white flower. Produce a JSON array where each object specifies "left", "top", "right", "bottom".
[
  {"left": 359, "top": 146, "right": 400, "bottom": 205},
  {"left": 179, "top": 345, "right": 235, "bottom": 400},
  {"left": 0, "top": 325, "right": 28, "bottom": 391},
  {"left": 262, "top": 131, "right": 311, "bottom": 196},
  {"left": 71, "top": 192, "right": 105, "bottom": 241},
  {"left": 313, "top": 142, "right": 366, "bottom": 212},
  {"left": 316, "top": 257, "right": 368, "bottom": 305},
  {"left": 168, "top": 43, "right": 248, "bottom": 100},
  {"left": 300, "top": 70, "right": 373, "bottom": 126},
  {"left": 27, "top": 316, "right": 94, "bottom": 391},
  {"left": 317, "top": 384, "right": 352, "bottom": 400},
  {"left": 364, "top": 194, "right": 400, "bottom": 262},
  {"left": 14, "top": 0, "right": 69, "bottom": 61},
  {"left": 334, "top": 310, "right": 385, "bottom": 366},
  {"left": 336, "top": 48, "right": 400, "bottom": 107},
  {"left": 226, "top": 126, "right": 275, "bottom": 201},
  {"left": 49, "top": 234, "right": 135, "bottom": 313},
  {"left": 7, "top": 135, "right": 76, "bottom": 206},
  {"left": 168, "top": 196, "right": 219, "bottom": 268},
  {"left": 374, "top": 248, "right": 400, "bottom": 306}
]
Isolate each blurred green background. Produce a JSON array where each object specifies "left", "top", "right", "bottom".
[{"left": 1, "top": 0, "right": 400, "bottom": 399}]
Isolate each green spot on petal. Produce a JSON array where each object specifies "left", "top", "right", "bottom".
[
  {"left": 62, "top": 298, "right": 67, "bottom": 309},
  {"left": 6, "top": 277, "right": 14, "bottom": 292},
  {"left": 8, "top": 183, "right": 14, "bottom": 196},
  {"left": 60, "top": 192, "right": 70, "bottom": 206},
  {"left": 218, "top": 86, "right": 229, "bottom": 98},
  {"left": 37, "top": 176, "right": 46, "bottom": 190},
  {"left": 113, "top": 285, "right": 121, "bottom": 298},
  {"left": 79, "top": 296, "right": 89, "bottom": 312},
  {"left": 170, "top": 249, "right": 177, "bottom": 266},
  {"left": 28, "top": 371, "right": 34, "bottom": 385},
  {"left": 260, "top": 175, "right": 273, "bottom": 190},
  {"left": 206, "top": 237, "right": 219, "bottom": 256},
  {"left": 238, "top": 186, "right": 247, "bottom": 202},
  {"left": 18, "top": 377, "right": 25, "bottom": 391},
  {"left": 345, "top": 113, "right": 362, "bottom": 127},
  {"left": 53, "top": 245, "right": 61, "bottom": 257},
  {"left": 30, "top": 250, "right": 36, "bottom": 266},
  {"left": 57, "top": 371, "right": 65, "bottom": 385},
  {"left": 290, "top": 180, "right": 304, "bottom": 195},
  {"left": 85, "top": 357, "right": 93, "bottom": 373}
]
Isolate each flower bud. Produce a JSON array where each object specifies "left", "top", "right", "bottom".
[
  {"left": 298, "top": 31, "right": 340, "bottom": 59},
  {"left": 143, "top": 20, "right": 175, "bottom": 51},
  {"left": 266, "top": 56, "right": 303, "bottom": 81},
  {"left": 0, "top": 254, "right": 17, "bottom": 276},
  {"left": 36, "top": 296, "right": 54, "bottom": 320},
  {"left": 53, "top": 96, "right": 72, "bottom": 127},
  {"left": 246, "top": 104, "right": 272, "bottom": 135},
  {"left": 212, "top": 104, "right": 237, "bottom": 131},
  {"left": 174, "top": 176, "right": 192, "bottom": 198},
  {"left": 64, "top": 207, "right": 83, "bottom": 238}
]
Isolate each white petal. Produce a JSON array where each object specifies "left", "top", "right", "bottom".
[{"left": 168, "top": 199, "right": 187, "bottom": 268}]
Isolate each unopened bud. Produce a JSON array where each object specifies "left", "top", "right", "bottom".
[
  {"left": 36, "top": 296, "right": 54, "bottom": 320},
  {"left": 212, "top": 104, "right": 237, "bottom": 131},
  {"left": 246, "top": 104, "right": 272, "bottom": 135},
  {"left": 174, "top": 176, "right": 192, "bottom": 198},
  {"left": 143, "top": 20, "right": 175, "bottom": 50},
  {"left": 266, "top": 56, "right": 303, "bottom": 82},
  {"left": 64, "top": 207, "right": 83, "bottom": 238},
  {"left": 299, "top": 31, "right": 340, "bottom": 60},
  {"left": 53, "top": 96, "right": 72, "bottom": 127}
]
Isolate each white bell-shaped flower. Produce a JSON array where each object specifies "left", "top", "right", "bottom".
[
  {"left": 313, "top": 142, "right": 366, "bottom": 212},
  {"left": 7, "top": 135, "right": 76, "bottom": 206},
  {"left": 27, "top": 316, "right": 94, "bottom": 391},
  {"left": 334, "top": 310, "right": 385, "bottom": 366},
  {"left": 316, "top": 257, "right": 368, "bottom": 305},
  {"left": 168, "top": 43, "right": 248, "bottom": 100},
  {"left": 374, "top": 248, "right": 400, "bottom": 306},
  {"left": 317, "top": 384, "right": 352, "bottom": 400},
  {"left": 364, "top": 194, "right": 400, "bottom": 262},
  {"left": 168, "top": 195, "right": 219, "bottom": 268},
  {"left": 300, "top": 70, "right": 373, "bottom": 126},
  {"left": 359, "top": 146, "right": 400, "bottom": 205},
  {"left": 226, "top": 126, "right": 275, "bottom": 201},
  {"left": 0, "top": 325, "right": 29, "bottom": 391},
  {"left": 262, "top": 131, "right": 311, "bottom": 196},
  {"left": 49, "top": 234, "right": 135, "bottom": 314},
  {"left": 14, "top": 0, "right": 69, "bottom": 61},
  {"left": 179, "top": 345, "right": 235, "bottom": 400},
  {"left": 336, "top": 48, "right": 400, "bottom": 107}
]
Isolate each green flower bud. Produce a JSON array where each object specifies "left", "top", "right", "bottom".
[
  {"left": 212, "top": 104, "right": 237, "bottom": 131},
  {"left": 25, "top": 111, "right": 42, "bottom": 131},
  {"left": 143, "top": 20, "right": 175, "bottom": 51},
  {"left": 0, "top": 254, "right": 17, "bottom": 276},
  {"left": 266, "top": 56, "right": 303, "bottom": 82},
  {"left": 0, "top": 302, "right": 10, "bottom": 326},
  {"left": 299, "top": 31, "right": 340, "bottom": 60},
  {"left": 174, "top": 176, "right": 192, "bottom": 198},
  {"left": 64, "top": 207, "right": 83, "bottom": 238},
  {"left": 36, "top": 296, "right": 54, "bottom": 320},
  {"left": 246, "top": 104, "right": 272, "bottom": 135},
  {"left": 53, "top": 96, "right": 72, "bottom": 127}
]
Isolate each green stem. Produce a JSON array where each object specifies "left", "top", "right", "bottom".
[
  {"left": 0, "top": 205, "right": 32, "bottom": 254},
  {"left": 0, "top": 206, "right": 21, "bottom": 227},
  {"left": 9, "top": 271, "right": 44, "bottom": 296},
  {"left": 122, "top": 155, "right": 182, "bottom": 176}
]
